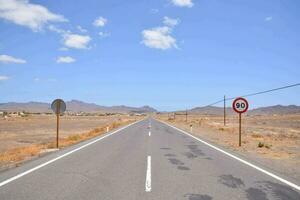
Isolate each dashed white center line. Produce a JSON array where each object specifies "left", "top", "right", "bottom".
[
  {"left": 145, "top": 156, "right": 151, "bottom": 192},
  {"left": 149, "top": 131, "right": 151, "bottom": 136}
]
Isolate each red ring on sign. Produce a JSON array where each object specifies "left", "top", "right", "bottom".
[{"left": 232, "top": 97, "right": 249, "bottom": 114}]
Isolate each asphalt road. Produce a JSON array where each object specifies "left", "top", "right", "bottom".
[{"left": 0, "top": 118, "right": 299, "bottom": 200}]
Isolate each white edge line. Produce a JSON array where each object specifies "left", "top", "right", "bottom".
[
  {"left": 157, "top": 119, "right": 300, "bottom": 192},
  {"left": 145, "top": 155, "right": 151, "bottom": 192},
  {"left": 0, "top": 119, "right": 143, "bottom": 188}
]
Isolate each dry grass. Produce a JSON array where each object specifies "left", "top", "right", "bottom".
[
  {"left": 0, "top": 119, "right": 135, "bottom": 168},
  {"left": 0, "top": 144, "right": 44, "bottom": 166}
]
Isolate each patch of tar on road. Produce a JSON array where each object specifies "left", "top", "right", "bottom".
[
  {"left": 164, "top": 153, "right": 176, "bottom": 157},
  {"left": 205, "top": 157, "right": 212, "bottom": 160},
  {"left": 218, "top": 174, "right": 245, "bottom": 188},
  {"left": 183, "top": 152, "right": 198, "bottom": 159},
  {"left": 186, "top": 145, "right": 206, "bottom": 156},
  {"left": 164, "top": 127, "right": 174, "bottom": 134},
  {"left": 177, "top": 166, "right": 190, "bottom": 170},
  {"left": 245, "top": 187, "right": 268, "bottom": 200},
  {"left": 257, "top": 181, "right": 300, "bottom": 200},
  {"left": 160, "top": 147, "right": 171, "bottom": 150},
  {"left": 168, "top": 158, "right": 184, "bottom": 165},
  {"left": 184, "top": 194, "right": 213, "bottom": 200}
]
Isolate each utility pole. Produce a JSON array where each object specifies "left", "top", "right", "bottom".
[
  {"left": 185, "top": 109, "right": 188, "bottom": 122},
  {"left": 224, "top": 95, "right": 226, "bottom": 126}
]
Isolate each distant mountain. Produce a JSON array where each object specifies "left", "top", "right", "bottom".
[
  {"left": 189, "top": 106, "right": 234, "bottom": 115},
  {"left": 0, "top": 100, "right": 157, "bottom": 113},
  {"left": 0, "top": 102, "right": 51, "bottom": 113},
  {"left": 187, "top": 105, "right": 300, "bottom": 115},
  {"left": 250, "top": 105, "right": 300, "bottom": 115},
  {"left": 66, "top": 100, "right": 106, "bottom": 112},
  {"left": 106, "top": 105, "right": 157, "bottom": 113}
]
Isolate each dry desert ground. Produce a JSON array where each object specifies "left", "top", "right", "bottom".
[
  {"left": 0, "top": 114, "right": 141, "bottom": 169},
  {"left": 156, "top": 113, "right": 300, "bottom": 180}
]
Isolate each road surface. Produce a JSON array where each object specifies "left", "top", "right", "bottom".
[{"left": 0, "top": 118, "right": 299, "bottom": 200}]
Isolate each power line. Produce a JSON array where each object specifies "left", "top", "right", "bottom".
[{"left": 205, "top": 83, "right": 300, "bottom": 107}]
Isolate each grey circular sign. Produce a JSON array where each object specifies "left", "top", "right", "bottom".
[{"left": 51, "top": 99, "right": 66, "bottom": 114}]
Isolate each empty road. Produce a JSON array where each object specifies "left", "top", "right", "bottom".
[{"left": 0, "top": 118, "right": 299, "bottom": 200}]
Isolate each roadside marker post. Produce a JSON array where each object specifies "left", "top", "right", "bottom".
[
  {"left": 51, "top": 99, "right": 66, "bottom": 149},
  {"left": 224, "top": 95, "right": 226, "bottom": 126},
  {"left": 185, "top": 109, "right": 188, "bottom": 122},
  {"left": 232, "top": 97, "right": 249, "bottom": 147}
]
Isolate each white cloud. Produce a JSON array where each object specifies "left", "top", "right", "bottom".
[
  {"left": 93, "top": 16, "right": 107, "bottom": 27},
  {"left": 0, "top": 0, "right": 67, "bottom": 31},
  {"left": 34, "top": 77, "right": 40, "bottom": 81},
  {"left": 58, "top": 47, "right": 68, "bottom": 51},
  {"left": 0, "top": 54, "right": 26, "bottom": 64},
  {"left": 150, "top": 9, "right": 159, "bottom": 14},
  {"left": 56, "top": 56, "right": 75, "bottom": 63},
  {"left": 77, "top": 25, "right": 87, "bottom": 33},
  {"left": 48, "top": 25, "right": 91, "bottom": 50},
  {"left": 98, "top": 31, "right": 110, "bottom": 38},
  {"left": 171, "top": 0, "right": 193, "bottom": 8},
  {"left": 142, "top": 26, "right": 177, "bottom": 50},
  {"left": 0, "top": 75, "right": 9, "bottom": 81},
  {"left": 265, "top": 16, "right": 272, "bottom": 22},
  {"left": 48, "top": 24, "right": 68, "bottom": 34},
  {"left": 63, "top": 33, "right": 91, "bottom": 49},
  {"left": 163, "top": 16, "right": 180, "bottom": 27}
]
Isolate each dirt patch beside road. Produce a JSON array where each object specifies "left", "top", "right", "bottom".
[
  {"left": 156, "top": 113, "right": 300, "bottom": 181},
  {"left": 0, "top": 114, "right": 142, "bottom": 169}
]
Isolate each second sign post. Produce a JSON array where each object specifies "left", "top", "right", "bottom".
[
  {"left": 232, "top": 97, "right": 249, "bottom": 147},
  {"left": 51, "top": 99, "right": 66, "bottom": 148}
]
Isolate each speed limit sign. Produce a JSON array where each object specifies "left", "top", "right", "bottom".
[
  {"left": 232, "top": 97, "right": 249, "bottom": 147},
  {"left": 232, "top": 97, "right": 249, "bottom": 114}
]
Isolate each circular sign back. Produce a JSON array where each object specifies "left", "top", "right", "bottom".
[
  {"left": 232, "top": 97, "right": 249, "bottom": 114},
  {"left": 51, "top": 99, "right": 66, "bottom": 114}
]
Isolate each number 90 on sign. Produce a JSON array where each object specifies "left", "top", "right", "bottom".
[{"left": 232, "top": 97, "right": 249, "bottom": 114}]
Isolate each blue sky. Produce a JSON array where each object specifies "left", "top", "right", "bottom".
[{"left": 0, "top": 0, "right": 300, "bottom": 111}]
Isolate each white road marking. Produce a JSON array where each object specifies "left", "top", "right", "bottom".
[
  {"left": 0, "top": 120, "right": 143, "bottom": 188},
  {"left": 145, "top": 156, "right": 151, "bottom": 192},
  {"left": 158, "top": 120, "right": 300, "bottom": 192},
  {"left": 149, "top": 131, "right": 151, "bottom": 136}
]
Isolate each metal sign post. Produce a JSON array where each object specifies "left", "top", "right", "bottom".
[
  {"left": 224, "top": 95, "right": 226, "bottom": 126},
  {"left": 232, "top": 97, "right": 249, "bottom": 147},
  {"left": 185, "top": 109, "right": 188, "bottom": 122},
  {"left": 51, "top": 99, "right": 66, "bottom": 149}
]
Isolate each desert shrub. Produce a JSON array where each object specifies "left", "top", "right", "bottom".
[
  {"left": 258, "top": 142, "right": 264, "bottom": 148},
  {"left": 68, "top": 135, "right": 81, "bottom": 141},
  {"left": 252, "top": 133, "right": 263, "bottom": 138},
  {"left": 265, "top": 144, "right": 272, "bottom": 149},
  {"left": 258, "top": 142, "right": 272, "bottom": 149}
]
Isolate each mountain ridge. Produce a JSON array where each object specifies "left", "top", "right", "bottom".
[{"left": 0, "top": 100, "right": 157, "bottom": 113}]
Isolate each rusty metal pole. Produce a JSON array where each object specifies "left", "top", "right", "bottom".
[
  {"left": 56, "top": 102, "right": 60, "bottom": 149},
  {"left": 239, "top": 113, "right": 242, "bottom": 147},
  {"left": 186, "top": 109, "right": 188, "bottom": 122},
  {"left": 224, "top": 95, "right": 226, "bottom": 126}
]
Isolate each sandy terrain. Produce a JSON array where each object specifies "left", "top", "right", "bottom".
[
  {"left": 156, "top": 113, "right": 300, "bottom": 181},
  {"left": 0, "top": 114, "right": 141, "bottom": 152},
  {"left": 0, "top": 114, "right": 142, "bottom": 169}
]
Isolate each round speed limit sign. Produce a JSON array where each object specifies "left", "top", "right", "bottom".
[{"left": 232, "top": 97, "right": 249, "bottom": 114}]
